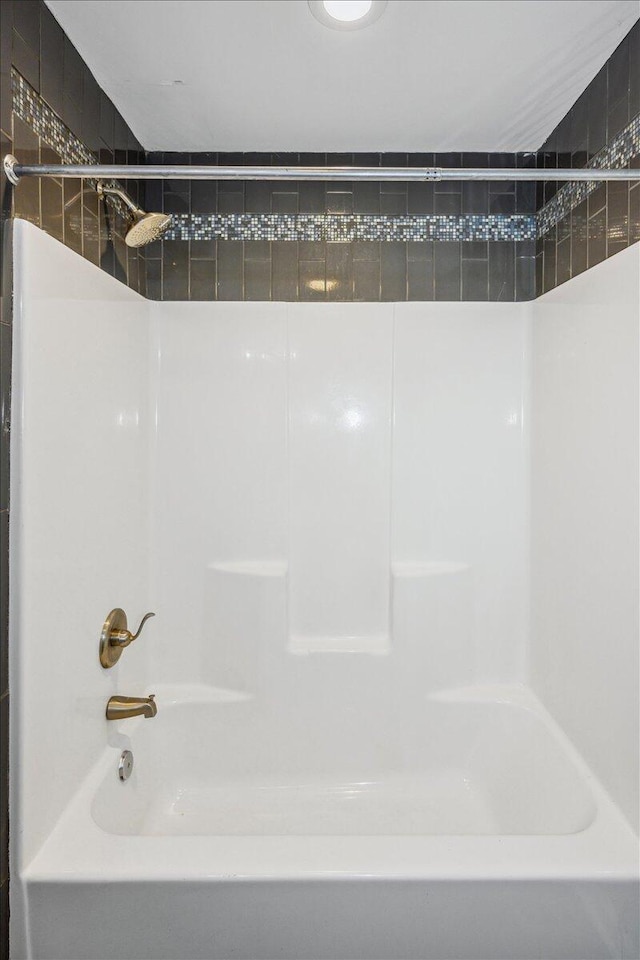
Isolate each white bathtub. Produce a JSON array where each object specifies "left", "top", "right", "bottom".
[{"left": 22, "top": 684, "right": 639, "bottom": 960}]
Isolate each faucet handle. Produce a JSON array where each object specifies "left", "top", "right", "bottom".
[
  {"left": 99, "top": 609, "right": 156, "bottom": 669},
  {"left": 125, "top": 612, "right": 156, "bottom": 644}
]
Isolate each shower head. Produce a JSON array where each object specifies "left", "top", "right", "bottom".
[{"left": 97, "top": 182, "right": 172, "bottom": 247}]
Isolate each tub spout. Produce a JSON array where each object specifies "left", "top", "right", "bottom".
[{"left": 106, "top": 694, "right": 157, "bottom": 721}]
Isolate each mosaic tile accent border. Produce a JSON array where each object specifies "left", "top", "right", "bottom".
[
  {"left": 12, "top": 68, "right": 94, "bottom": 165},
  {"left": 536, "top": 113, "right": 640, "bottom": 237},
  {"left": 12, "top": 68, "right": 130, "bottom": 219},
  {"left": 165, "top": 212, "right": 536, "bottom": 242},
  {"left": 10, "top": 67, "right": 639, "bottom": 245}
]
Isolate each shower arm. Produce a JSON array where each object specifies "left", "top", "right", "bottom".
[
  {"left": 96, "top": 181, "right": 144, "bottom": 215},
  {"left": 3, "top": 156, "right": 639, "bottom": 183}
]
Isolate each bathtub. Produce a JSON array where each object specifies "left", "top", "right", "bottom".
[{"left": 21, "top": 684, "right": 638, "bottom": 960}]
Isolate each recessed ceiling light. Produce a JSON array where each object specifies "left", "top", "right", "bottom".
[
  {"left": 324, "top": 0, "right": 372, "bottom": 21},
  {"left": 308, "top": 0, "right": 387, "bottom": 31}
]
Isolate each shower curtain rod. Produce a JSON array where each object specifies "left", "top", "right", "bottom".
[{"left": 3, "top": 156, "right": 639, "bottom": 184}]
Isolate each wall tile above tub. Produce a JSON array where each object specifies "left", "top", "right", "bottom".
[
  {"left": 144, "top": 151, "right": 537, "bottom": 302},
  {"left": 536, "top": 20, "right": 640, "bottom": 295}
]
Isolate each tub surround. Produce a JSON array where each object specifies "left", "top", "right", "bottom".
[{"left": 9, "top": 219, "right": 639, "bottom": 960}]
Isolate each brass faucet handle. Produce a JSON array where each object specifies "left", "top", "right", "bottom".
[
  {"left": 99, "top": 609, "right": 156, "bottom": 669},
  {"left": 111, "top": 611, "right": 156, "bottom": 648}
]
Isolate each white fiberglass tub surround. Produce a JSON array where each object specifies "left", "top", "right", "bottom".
[{"left": 10, "top": 222, "right": 639, "bottom": 960}]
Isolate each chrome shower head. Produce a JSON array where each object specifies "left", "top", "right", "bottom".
[{"left": 97, "top": 182, "right": 172, "bottom": 247}]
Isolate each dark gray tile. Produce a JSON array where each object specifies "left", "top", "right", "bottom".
[
  {"left": 630, "top": 184, "right": 640, "bottom": 243},
  {"left": 162, "top": 240, "right": 190, "bottom": 299},
  {"left": 556, "top": 237, "right": 570, "bottom": 286},
  {"left": 607, "top": 95, "right": 629, "bottom": 141},
  {"left": 462, "top": 182, "right": 488, "bottom": 215},
  {"left": 12, "top": 29, "right": 39, "bottom": 90},
  {"left": 63, "top": 179, "right": 83, "bottom": 255},
  {"left": 299, "top": 260, "right": 326, "bottom": 301},
  {"left": 12, "top": 117, "right": 39, "bottom": 225},
  {"left": 557, "top": 213, "right": 571, "bottom": 243},
  {"left": 327, "top": 243, "right": 352, "bottom": 301},
  {"left": 353, "top": 258, "right": 380, "bottom": 301},
  {"left": 145, "top": 258, "right": 162, "bottom": 300},
  {"left": 535, "top": 251, "right": 543, "bottom": 297},
  {"left": 543, "top": 236, "right": 556, "bottom": 293},
  {"left": 40, "top": 4, "right": 64, "bottom": 116},
  {"left": 462, "top": 241, "right": 488, "bottom": 261},
  {"left": 14, "top": 0, "right": 39, "bottom": 52},
  {"left": 61, "top": 92, "right": 81, "bottom": 139},
  {"left": 381, "top": 242, "right": 406, "bottom": 301},
  {"left": 408, "top": 241, "right": 434, "bottom": 262},
  {"left": 326, "top": 192, "right": 353, "bottom": 214},
  {"left": 489, "top": 241, "right": 515, "bottom": 301},
  {"left": 407, "top": 183, "right": 433, "bottom": 215},
  {"left": 0, "top": 1, "right": 12, "bottom": 76},
  {"left": 299, "top": 241, "right": 325, "bottom": 260},
  {"left": 272, "top": 242, "right": 298, "bottom": 300},
  {"left": 408, "top": 258, "right": 433, "bottom": 301},
  {"left": 163, "top": 188, "right": 190, "bottom": 214},
  {"left": 588, "top": 209, "right": 606, "bottom": 267},
  {"left": 0, "top": 72, "right": 11, "bottom": 141},
  {"left": 607, "top": 181, "right": 629, "bottom": 250},
  {"left": 82, "top": 212, "right": 100, "bottom": 267},
  {"left": 353, "top": 238, "right": 380, "bottom": 262},
  {"left": 489, "top": 193, "right": 515, "bottom": 215},
  {"left": 588, "top": 64, "right": 608, "bottom": 156},
  {"left": 99, "top": 92, "right": 114, "bottom": 148},
  {"left": 516, "top": 255, "right": 536, "bottom": 300},
  {"left": 245, "top": 257, "right": 271, "bottom": 300},
  {"left": 381, "top": 152, "right": 407, "bottom": 167},
  {"left": 570, "top": 91, "right": 589, "bottom": 151},
  {"left": 516, "top": 181, "right": 536, "bottom": 214},
  {"left": 190, "top": 238, "right": 217, "bottom": 259},
  {"left": 81, "top": 74, "right": 101, "bottom": 153},
  {"left": 245, "top": 181, "right": 272, "bottom": 213},
  {"left": 113, "top": 236, "right": 128, "bottom": 284},
  {"left": 353, "top": 182, "right": 380, "bottom": 214},
  {"left": 190, "top": 259, "right": 216, "bottom": 301},
  {"left": 380, "top": 192, "right": 406, "bottom": 215},
  {"left": 630, "top": 21, "right": 639, "bottom": 116},
  {"left": 63, "top": 34, "right": 84, "bottom": 105},
  {"left": 272, "top": 192, "right": 298, "bottom": 214},
  {"left": 218, "top": 189, "right": 245, "bottom": 214},
  {"left": 434, "top": 242, "right": 460, "bottom": 301},
  {"left": 588, "top": 183, "right": 606, "bottom": 218},
  {"left": 571, "top": 199, "right": 588, "bottom": 277},
  {"left": 245, "top": 240, "right": 270, "bottom": 261},
  {"left": 462, "top": 258, "right": 488, "bottom": 300},
  {"left": 40, "top": 175, "right": 63, "bottom": 242},
  {"left": 607, "top": 35, "right": 629, "bottom": 111},
  {"left": 435, "top": 193, "right": 461, "bottom": 216},
  {"left": 298, "top": 182, "right": 325, "bottom": 213},
  {"left": 0, "top": 131, "right": 13, "bottom": 222},
  {"left": 216, "top": 242, "right": 244, "bottom": 300}
]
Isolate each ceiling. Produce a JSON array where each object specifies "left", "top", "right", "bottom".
[{"left": 45, "top": 0, "right": 639, "bottom": 153}]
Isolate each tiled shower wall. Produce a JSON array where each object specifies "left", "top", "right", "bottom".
[
  {"left": 536, "top": 19, "right": 640, "bottom": 294},
  {"left": 0, "top": 2, "right": 146, "bottom": 952},
  {"left": 144, "top": 153, "right": 537, "bottom": 302}
]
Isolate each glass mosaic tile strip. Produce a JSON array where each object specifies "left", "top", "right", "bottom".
[
  {"left": 164, "top": 212, "right": 536, "bottom": 242},
  {"left": 12, "top": 69, "right": 95, "bottom": 165},
  {"left": 537, "top": 113, "right": 640, "bottom": 237},
  {"left": 12, "top": 69, "right": 130, "bottom": 220}
]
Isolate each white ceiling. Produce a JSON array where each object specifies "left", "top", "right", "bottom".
[{"left": 46, "top": 0, "right": 639, "bottom": 153}]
